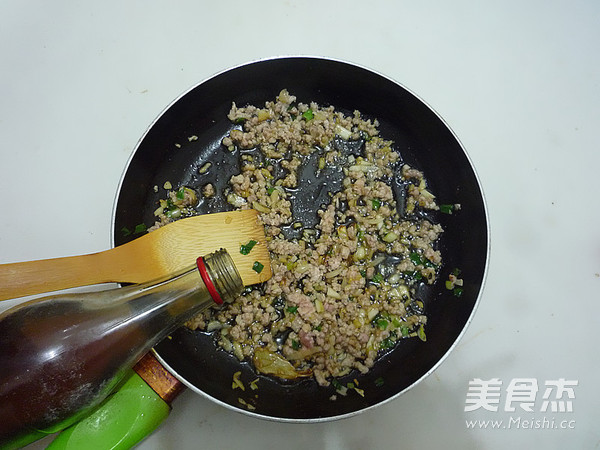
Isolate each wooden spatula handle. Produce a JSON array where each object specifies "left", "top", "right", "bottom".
[
  {"left": 0, "top": 210, "right": 271, "bottom": 301},
  {"left": 0, "top": 250, "right": 121, "bottom": 301}
]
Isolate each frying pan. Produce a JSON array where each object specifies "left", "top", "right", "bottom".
[{"left": 112, "top": 56, "right": 489, "bottom": 422}]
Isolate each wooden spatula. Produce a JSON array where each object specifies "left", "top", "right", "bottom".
[{"left": 0, "top": 209, "right": 271, "bottom": 301}]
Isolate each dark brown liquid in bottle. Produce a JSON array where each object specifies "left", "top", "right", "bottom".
[
  {"left": 0, "top": 297, "right": 147, "bottom": 443},
  {"left": 0, "top": 251, "right": 240, "bottom": 446}
]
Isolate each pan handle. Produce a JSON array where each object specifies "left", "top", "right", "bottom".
[{"left": 46, "top": 369, "right": 172, "bottom": 449}]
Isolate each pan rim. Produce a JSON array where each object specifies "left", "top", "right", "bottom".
[{"left": 111, "top": 55, "right": 491, "bottom": 423}]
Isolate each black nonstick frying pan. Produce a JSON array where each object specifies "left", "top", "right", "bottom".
[{"left": 112, "top": 56, "right": 489, "bottom": 421}]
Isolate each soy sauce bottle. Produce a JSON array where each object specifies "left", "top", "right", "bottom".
[{"left": 0, "top": 249, "right": 243, "bottom": 446}]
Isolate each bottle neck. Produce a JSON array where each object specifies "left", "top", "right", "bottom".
[{"left": 115, "top": 249, "right": 244, "bottom": 352}]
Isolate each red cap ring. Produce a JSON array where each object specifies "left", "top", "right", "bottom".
[{"left": 196, "top": 256, "right": 223, "bottom": 305}]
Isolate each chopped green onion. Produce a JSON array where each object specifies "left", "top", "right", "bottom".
[
  {"left": 292, "top": 340, "right": 301, "bottom": 350},
  {"left": 371, "top": 273, "right": 384, "bottom": 284},
  {"left": 453, "top": 287, "right": 464, "bottom": 297},
  {"left": 121, "top": 226, "right": 131, "bottom": 236},
  {"left": 234, "top": 117, "right": 246, "bottom": 124},
  {"left": 302, "top": 109, "right": 314, "bottom": 120},
  {"left": 176, "top": 188, "right": 185, "bottom": 200},
  {"left": 403, "top": 270, "right": 423, "bottom": 281},
  {"left": 314, "top": 325, "right": 322, "bottom": 332},
  {"left": 452, "top": 267, "right": 462, "bottom": 277},
  {"left": 318, "top": 157, "right": 326, "bottom": 170},
  {"left": 252, "top": 261, "right": 264, "bottom": 273},
  {"left": 198, "top": 163, "right": 211, "bottom": 174},
  {"left": 240, "top": 240, "right": 258, "bottom": 255},
  {"left": 409, "top": 252, "right": 424, "bottom": 266},
  {"left": 372, "top": 199, "right": 381, "bottom": 210},
  {"left": 445, "top": 280, "right": 454, "bottom": 290},
  {"left": 346, "top": 382, "right": 355, "bottom": 389},
  {"left": 134, "top": 223, "right": 147, "bottom": 234},
  {"left": 332, "top": 379, "right": 343, "bottom": 390},
  {"left": 383, "top": 231, "right": 398, "bottom": 243},
  {"left": 165, "top": 207, "right": 181, "bottom": 219},
  {"left": 360, "top": 270, "right": 366, "bottom": 278},
  {"left": 267, "top": 186, "right": 275, "bottom": 195},
  {"left": 376, "top": 318, "right": 389, "bottom": 330},
  {"left": 417, "top": 324, "right": 427, "bottom": 342},
  {"left": 440, "top": 204, "right": 455, "bottom": 214},
  {"left": 380, "top": 337, "right": 395, "bottom": 349},
  {"left": 423, "top": 258, "right": 437, "bottom": 269},
  {"left": 286, "top": 306, "right": 298, "bottom": 314},
  {"left": 400, "top": 326, "right": 410, "bottom": 337},
  {"left": 375, "top": 377, "right": 385, "bottom": 387}
]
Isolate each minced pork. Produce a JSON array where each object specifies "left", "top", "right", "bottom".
[{"left": 151, "top": 90, "right": 443, "bottom": 387}]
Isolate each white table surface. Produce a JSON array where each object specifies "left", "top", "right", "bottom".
[{"left": 1, "top": 1, "right": 599, "bottom": 449}]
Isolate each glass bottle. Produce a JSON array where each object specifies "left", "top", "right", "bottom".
[{"left": 0, "top": 248, "right": 243, "bottom": 446}]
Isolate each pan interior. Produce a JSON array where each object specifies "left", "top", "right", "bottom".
[{"left": 113, "top": 57, "right": 488, "bottom": 421}]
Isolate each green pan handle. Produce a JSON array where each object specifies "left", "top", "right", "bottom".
[{"left": 46, "top": 370, "right": 171, "bottom": 450}]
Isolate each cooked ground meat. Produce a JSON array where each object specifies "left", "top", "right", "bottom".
[
  {"left": 202, "top": 183, "right": 215, "bottom": 198},
  {"left": 155, "top": 90, "right": 443, "bottom": 387},
  {"left": 148, "top": 186, "right": 198, "bottom": 231}
]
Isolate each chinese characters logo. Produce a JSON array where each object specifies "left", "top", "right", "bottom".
[{"left": 465, "top": 378, "right": 578, "bottom": 413}]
